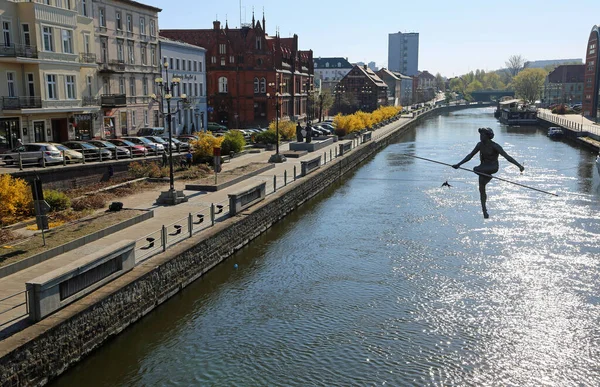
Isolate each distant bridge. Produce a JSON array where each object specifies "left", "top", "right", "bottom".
[{"left": 470, "top": 90, "right": 515, "bottom": 102}]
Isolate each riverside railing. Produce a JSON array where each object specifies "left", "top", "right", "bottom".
[{"left": 537, "top": 110, "right": 600, "bottom": 136}]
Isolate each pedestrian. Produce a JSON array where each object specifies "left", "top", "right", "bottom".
[
  {"left": 162, "top": 151, "right": 167, "bottom": 167},
  {"left": 452, "top": 127, "right": 524, "bottom": 219},
  {"left": 16, "top": 138, "right": 23, "bottom": 147},
  {"left": 185, "top": 149, "right": 193, "bottom": 168}
]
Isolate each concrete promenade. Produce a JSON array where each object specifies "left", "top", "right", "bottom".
[{"left": 0, "top": 116, "right": 414, "bottom": 337}]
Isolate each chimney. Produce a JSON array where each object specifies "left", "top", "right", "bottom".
[
  {"left": 213, "top": 21, "right": 220, "bottom": 30},
  {"left": 363, "top": 64, "right": 367, "bottom": 70}
]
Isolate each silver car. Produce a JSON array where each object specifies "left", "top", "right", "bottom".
[{"left": 2, "top": 143, "right": 64, "bottom": 166}]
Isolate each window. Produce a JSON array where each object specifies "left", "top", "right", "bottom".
[
  {"left": 129, "top": 76, "right": 135, "bottom": 96},
  {"left": 116, "top": 11, "right": 122, "bottom": 31},
  {"left": 86, "top": 75, "right": 92, "bottom": 96},
  {"left": 127, "top": 40, "right": 134, "bottom": 64},
  {"left": 46, "top": 74, "right": 57, "bottom": 99},
  {"left": 182, "top": 83, "right": 187, "bottom": 95},
  {"left": 199, "top": 83, "right": 203, "bottom": 96},
  {"left": 144, "top": 110, "right": 148, "bottom": 125},
  {"left": 22, "top": 24, "right": 31, "bottom": 46},
  {"left": 150, "top": 44, "right": 156, "bottom": 65},
  {"left": 188, "top": 60, "right": 191, "bottom": 71},
  {"left": 149, "top": 20, "right": 156, "bottom": 36},
  {"left": 132, "top": 111, "right": 136, "bottom": 128},
  {"left": 42, "top": 26, "right": 53, "bottom": 51},
  {"left": 81, "top": 0, "right": 88, "bottom": 17},
  {"left": 176, "top": 58, "right": 180, "bottom": 70},
  {"left": 140, "top": 18, "right": 146, "bottom": 36},
  {"left": 103, "top": 77, "right": 109, "bottom": 93},
  {"left": 182, "top": 59, "right": 186, "bottom": 71},
  {"left": 169, "top": 57, "right": 174, "bottom": 69},
  {"left": 99, "top": 8, "right": 106, "bottom": 27},
  {"left": 7, "top": 72, "right": 16, "bottom": 97},
  {"left": 126, "top": 14, "right": 133, "bottom": 33},
  {"left": 61, "top": 29, "right": 73, "bottom": 53},
  {"left": 3, "top": 21, "right": 11, "bottom": 47},
  {"left": 211, "top": 56, "right": 216, "bottom": 64},
  {"left": 100, "top": 37, "right": 108, "bottom": 62},
  {"left": 119, "top": 77, "right": 125, "bottom": 94},
  {"left": 140, "top": 43, "right": 147, "bottom": 65},
  {"left": 254, "top": 77, "right": 259, "bottom": 94},
  {"left": 194, "top": 83, "right": 198, "bottom": 96},
  {"left": 255, "top": 37, "right": 261, "bottom": 50},
  {"left": 193, "top": 61, "right": 197, "bottom": 72},
  {"left": 198, "top": 61, "right": 203, "bottom": 72},
  {"left": 220, "top": 57, "right": 225, "bottom": 66},
  {"left": 219, "top": 43, "right": 226, "bottom": 54},
  {"left": 260, "top": 78, "right": 266, "bottom": 93},
  {"left": 218, "top": 77, "right": 228, "bottom": 93},
  {"left": 27, "top": 73, "right": 35, "bottom": 96},
  {"left": 83, "top": 33, "right": 90, "bottom": 53},
  {"left": 65, "top": 75, "right": 76, "bottom": 99},
  {"left": 117, "top": 39, "right": 124, "bottom": 61},
  {"left": 230, "top": 55, "right": 234, "bottom": 64},
  {"left": 142, "top": 77, "right": 148, "bottom": 95}
]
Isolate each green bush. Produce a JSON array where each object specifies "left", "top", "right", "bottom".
[
  {"left": 43, "top": 190, "right": 71, "bottom": 212},
  {"left": 255, "top": 130, "right": 278, "bottom": 145},
  {"left": 220, "top": 131, "right": 246, "bottom": 155},
  {"left": 128, "top": 161, "right": 153, "bottom": 178}
]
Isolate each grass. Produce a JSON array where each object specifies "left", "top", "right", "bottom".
[{"left": 0, "top": 209, "right": 147, "bottom": 268}]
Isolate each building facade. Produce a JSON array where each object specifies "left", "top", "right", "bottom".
[
  {"left": 583, "top": 25, "right": 599, "bottom": 119},
  {"left": 158, "top": 38, "right": 207, "bottom": 134},
  {"left": 92, "top": 0, "right": 161, "bottom": 138},
  {"left": 388, "top": 31, "right": 419, "bottom": 76},
  {"left": 414, "top": 70, "right": 437, "bottom": 103},
  {"left": 543, "top": 64, "right": 584, "bottom": 106},
  {"left": 0, "top": 0, "right": 99, "bottom": 151},
  {"left": 160, "top": 16, "right": 314, "bottom": 128},
  {"left": 398, "top": 72, "right": 413, "bottom": 106},
  {"left": 336, "top": 64, "right": 388, "bottom": 113},
  {"left": 376, "top": 68, "right": 401, "bottom": 107},
  {"left": 313, "top": 57, "right": 352, "bottom": 91}
]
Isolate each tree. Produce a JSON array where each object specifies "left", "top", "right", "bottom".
[
  {"left": 483, "top": 72, "right": 505, "bottom": 90},
  {"left": 317, "top": 90, "right": 334, "bottom": 121},
  {"left": 435, "top": 73, "right": 446, "bottom": 92},
  {"left": 505, "top": 54, "right": 527, "bottom": 77},
  {"left": 512, "top": 68, "right": 547, "bottom": 104}
]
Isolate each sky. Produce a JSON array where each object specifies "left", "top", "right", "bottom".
[{"left": 146, "top": 0, "right": 598, "bottom": 77}]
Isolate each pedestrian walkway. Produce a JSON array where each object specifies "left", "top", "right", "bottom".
[
  {"left": 0, "top": 117, "right": 412, "bottom": 337},
  {"left": 537, "top": 109, "right": 599, "bottom": 136}
]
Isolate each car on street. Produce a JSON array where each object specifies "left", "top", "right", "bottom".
[
  {"left": 207, "top": 122, "right": 228, "bottom": 132},
  {"left": 122, "top": 136, "right": 165, "bottom": 154},
  {"left": 50, "top": 143, "right": 83, "bottom": 163},
  {"left": 107, "top": 138, "right": 148, "bottom": 157},
  {"left": 144, "top": 136, "right": 176, "bottom": 152},
  {"left": 2, "top": 143, "right": 64, "bottom": 166},
  {"left": 87, "top": 140, "right": 131, "bottom": 158},
  {"left": 62, "top": 141, "right": 112, "bottom": 161},
  {"left": 164, "top": 137, "right": 190, "bottom": 152}
]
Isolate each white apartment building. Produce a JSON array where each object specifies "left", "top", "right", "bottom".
[
  {"left": 93, "top": 0, "right": 161, "bottom": 138},
  {"left": 388, "top": 31, "right": 419, "bottom": 76},
  {"left": 0, "top": 0, "right": 98, "bottom": 150},
  {"left": 313, "top": 57, "right": 353, "bottom": 91},
  {"left": 159, "top": 38, "right": 207, "bottom": 134}
]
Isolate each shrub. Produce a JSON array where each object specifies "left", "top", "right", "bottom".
[
  {"left": 178, "top": 164, "right": 212, "bottom": 180},
  {"left": 43, "top": 190, "right": 71, "bottom": 212},
  {"left": 255, "top": 130, "right": 278, "bottom": 144},
  {"left": 220, "top": 130, "right": 246, "bottom": 155},
  {"left": 190, "top": 132, "right": 224, "bottom": 158},
  {"left": 0, "top": 174, "right": 33, "bottom": 226},
  {"left": 71, "top": 194, "right": 108, "bottom": 211},
  {"left": 268, "top": 120, "right": 296, "bottom": 140},
  {"left": 129, "top": 161, "right": 153, "bottom": 178}
]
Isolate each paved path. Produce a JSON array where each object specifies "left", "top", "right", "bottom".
[{"left": 0, "top": 117, "right": 412, "bottom": 337}]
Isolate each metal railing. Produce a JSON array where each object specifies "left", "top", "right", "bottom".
[
  {"left": 0, "top": 289, "right": 29, "bottom": 328},
  {"left": 0, "top": 43, "right": 38, "bottom": 58},
  {"left": 1, "top": 96, "right": 42, "bottom": 110},
  {"left": 80, "top": 52, "right": 97, "bottom": 63},
  {"left": 101, "top": 94, "right": 127, "bottom": 107},
  {"left": 537, "top": 111, "right": 600, "bottom": 136}
]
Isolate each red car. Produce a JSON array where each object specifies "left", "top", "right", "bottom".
[{"left": 107, "top": 138, "right": 148, "bottom": 157}]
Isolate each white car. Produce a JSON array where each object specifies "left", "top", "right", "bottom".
[{"left": 2, "top": 143, "right": 64, "bottom": 166}]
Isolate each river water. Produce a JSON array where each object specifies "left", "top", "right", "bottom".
[{"left": 53, "top": 108, "right": 600, "bottom": 386}]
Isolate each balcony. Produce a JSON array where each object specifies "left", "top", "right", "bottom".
[
  {"left": 2, "top": 96, "right": 42, "bottom": 110},
  {"left": 82, "top": 96, "right": 99, "bottom": 106},
  {"left": 0, "top": 44, "right": 38, "bottom": 59},
  {"left": 101, "top": 94, "right": 126, "bottom": 108},
  {"left": 80, "top": 52, "right": 97, "bottom": 64},
  {"left": 98, "top": 59, "right": 126, "bottom": 73}
]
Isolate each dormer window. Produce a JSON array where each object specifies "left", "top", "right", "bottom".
[
  {"left": 325, "top": 62, "right": 329, "bottom": 68},
  {"left": 256, "top": 37, "right": 262, "bottom": 50},
  {"left": 338, "top": 62, "right": 341, "bottom": 67}
]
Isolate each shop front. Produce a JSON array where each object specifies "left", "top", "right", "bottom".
[
  {"left": 0, "top": 117, "right": 20, "bottom": 152},
  {"left": 73, "top": 114, "right": 93, "bottom": 140}
]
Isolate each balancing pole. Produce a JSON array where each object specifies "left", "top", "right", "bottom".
[{"left": 404, "top": 154, "right": 558, "bottom": 197}]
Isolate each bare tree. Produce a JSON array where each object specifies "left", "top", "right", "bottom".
[{"left": 505, "top": 54, "right": 527, "bottom": 77}]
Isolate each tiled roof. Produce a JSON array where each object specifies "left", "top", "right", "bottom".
[
  {"left": 547, "top": 64, "right": 585, "bottom": 83},
  {"left": 314, "top": 57, "right": 353, "bottom": 69},
  {"left": 356, "top": 65, "right": 387, "bottom": 87}
]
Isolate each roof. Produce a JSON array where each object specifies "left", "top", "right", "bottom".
[
  {"left": 355, "top": 65, "right": 387, "bottom": 87},
  {"left": 159, "top": 37, "right": 206, "bottom": 51},
  {"left": 314, "top": 57, "right": 353, "bottom": 69},
  {"left": 376, "top": 68, "right": 400, "bottom": 80},
  {"left": 114, "top": 0, "right": 162, "bottom": 12},
  {"left": 499, "top": 99, "right": 521, "bottom": 105},
  {"left": 547, "top": 64, "right": 585, "bottom": 83}
]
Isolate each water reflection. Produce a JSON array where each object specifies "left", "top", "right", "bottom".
[{"left": 53, "top": 109, "right": 600, "bottom": 387}]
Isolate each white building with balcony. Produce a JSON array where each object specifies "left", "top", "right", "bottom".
[
  {"left": 93, "top": 0, "right": 161, "bottom": 138},
  {"left": 0, "top": 0, "right": 99, "bottom": 149},
  {"left": 158, "top": 37, "right": 207, "bottom": 134}
]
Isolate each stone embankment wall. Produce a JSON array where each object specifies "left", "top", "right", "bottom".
[{"left": 0, "top": 108, "right": 442, "bottom": 386}]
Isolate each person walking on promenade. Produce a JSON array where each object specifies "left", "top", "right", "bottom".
[
  {"left": 452, "top": 127, "right": 524, "bottom": 219},
  {"left": 185, "top": 149, "right": 193, "bottom": 168}
]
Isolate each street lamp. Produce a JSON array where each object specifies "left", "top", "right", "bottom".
[
  {"left": 267, "top": 78, "right": 287, "bottom": 163},
  {"left": 151, "top": 61, "right": 189, "bottom": 205}
]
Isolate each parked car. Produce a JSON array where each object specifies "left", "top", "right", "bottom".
[
  {"left": 319, "top": 123, "right": 336, "bottom": 131},
  {"left": 62, "top": 141, "right": 113, "bottom": 161},
  {"left": 2, "top": 143, "right": 64, "bottom": 166},
  {"left": 164, "top": 137, "right": 190, "bottom": 152},
  {"left": 50, "top": 143, "right": 83, "bottom": 163},
  {"left": 87, "top": 140, "right": 131, "bottom": 158},
  {"left": 144, "top": 136, "right": 175, "bottom": 151},
  {"left": 136, "top": 127, "right": 165, "bottom": 136},
  {"left": 122, "top": 136, "right": 165, "bottom": 154},
  {"left": 207, "top": 122, "right": 228, "bottom": 132},
  {"left": 107, "top": 138, "right": 148, "bottom": 157},
  {"left": 314, "top": 125, "right": 333, "bottom": 135}
]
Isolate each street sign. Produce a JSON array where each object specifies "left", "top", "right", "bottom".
[{"left": 207, "top": 107, "right": 214, "bottom": 113}]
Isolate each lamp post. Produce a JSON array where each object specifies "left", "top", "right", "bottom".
[
  {"left": 150, "top": 61, "right": 189, "bottom": 205},
  {"left": 267, "top": 78, "right": 287, "bottom": 163}
]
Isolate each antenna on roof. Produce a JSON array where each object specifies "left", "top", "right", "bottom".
[{"left": 239, "top": 0, "right": 242, "bottom": 27}]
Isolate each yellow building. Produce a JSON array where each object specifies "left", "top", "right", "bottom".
[{"left": 0, "top": 0, "right": 100, "bottom": 150}]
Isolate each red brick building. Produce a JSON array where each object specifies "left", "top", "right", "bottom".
[
  {"left": 160, "top": 16, "right": 313, "bottom": 128},
  {"left": 583, "top": 25, "right": 599, "bottom": 119}
]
